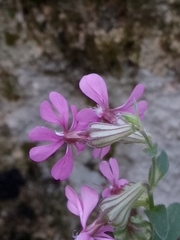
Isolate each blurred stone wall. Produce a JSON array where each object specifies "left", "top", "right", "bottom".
[{"left": 0, "top": 0, "right": 180, "bottom": 239}]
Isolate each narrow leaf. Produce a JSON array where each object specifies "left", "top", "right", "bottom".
[
  {"left": 156, "top": 150, "right": 169, "bottom": 183},
  {"left": 148, "top": 150, "right": 169, "bottom": 188}
]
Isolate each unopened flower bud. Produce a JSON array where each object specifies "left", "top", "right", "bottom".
[
  {"left": 87, "top": 122, "right": 134, "bottom": 148},
  {"left": 99, "top": 182, "right": 145, "bottom": 229}
]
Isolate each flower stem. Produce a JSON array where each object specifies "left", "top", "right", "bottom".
[
  {"left": 148, "top": 191, "right": 155, "bottom": 209},
  {"left": 139, "top": 130, "right": 153, "bottom": 150},
  {"left": 139, "top": 129, "right": 157, "bottom": 209}
]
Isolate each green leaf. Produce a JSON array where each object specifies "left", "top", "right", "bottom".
[
  {"left": 145, "top": 204, "right": 168, "bottom": 239},
  {"left": 156, "top": 150, "right": 169, "bottom": 182},
  {"left": 152, "top": 230, "right": 163, "bottom": 240},
  {"left": 165, "top": 203, "right": 180, "bottom": 240},
  {"left": 148, "top": 150, "right": 169, "bottom": 188},
  {"left": 144, "top": 143, "right": 158, "bottom": 157},
  {"left": 150, "top": 203, "right": 180, "bottom": 240}
]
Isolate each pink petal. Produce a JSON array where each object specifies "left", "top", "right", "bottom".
[
  {"left": 29, "top": 141, "right": 63, "bottom": 162},
  {"left": 100, "top": 146, "right": 110, "bottom": 158},
  {"left": 130, "top": 101, "right": 148, "bottom": 119},
  {"left": 109, "top": 158, "right": 119, "bottom": 182},
  {"left": 92, "top": 146, "right": 110, "bottom": 159},
  {"left": 79, "top": 74, "right": 109, "bottom": 108},
  {"left": 29, "top": 126, "right": 62, "bottom": 141},
  {"left": 121, "top": 84, "right": 145, "bottom": 108},
  {"left": 93, "top": 148, "right": 101, "bottom": 158},
  {"left": 76, "top": 121, "right": 89, "bottom": 131},
  {"left": 80, "top": 185, "right": 99, "bottom": 229},
  {"left": 113, "top": 84, "right": 145, "bottom": 112},
  {"left": 76, "top": 232, "right": 92, "bottom": 240},
  {"left": 69, "top": 105, "right": 89, "bottom": 131},
  {"left": 74, "top": 142, "right": 86, "bottom": 154},
  {"left": 98, "top": 225, "right": 114, "bottom": 233},
  {"left": 65, "top": 186, "right": 82, "bottom": 216},
  {"left": 95, "top": 235, "right": 114, "bottom": 240},
  {"left": 96, "top": 225, "right": 114, "bottom": 240},
  {"left": 95, "top": 236, "right": 114, "bottom": 240},
  {"left": 99, "top": 161, "right": 114, "bottom": 185},
  {"left": 137, "top": 100, "right": 148, "bottom": 119},
  {"left": 77, "top": 108, "right": 100, "bottom": 123},
  {"left": 102, "top": 188, "right": 111, "bottom": 197},
  {"left": 40, "top": 100, "right": 62, "bottom": 124},
  {"left": 49, "top": 92, "right": 69, "bottom": 130},
  {"left": 114, "top": 100, "right": 148, "bottom": 119},
  {"left": 118, "top": 178, "right": 128, "bottom": 188},
  {"left": 69, "top": 105, "right": 78, "bottom": 131},
  {"left": 51, "top": 145, "right": 73, "bottom": 180}
]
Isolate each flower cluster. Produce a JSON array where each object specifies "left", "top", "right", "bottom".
[
  {"left": 29, "top": 73, "right": 149, "bottom": 239},
  {"left": 65, "top": 158, "right": 146, "bottom": 239},
  {"left": 65, "top": 184, "right": 114, "bottom": 240},
  {"left": 28, "top": 73, "right": 180, "bottom": 240},
  {"left": 29, "top": 73, "right": 148, "bottom": 181},
  {"left": 99, "top": 157, "right": 128, "bottom": 197}
]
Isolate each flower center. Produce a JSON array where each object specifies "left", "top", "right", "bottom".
[
  {"left": 110, "top": 185, "right": 123, "bottom": 195},
  {"left": 94, "top": 105, "right": 103, "bottom": 117},
  {"left": 64, "top": 131, "right": 81, "bottom": 143},
  {"left": 56, "top": 130, "right": 88, "bottom": 144},
  {"left": 94, "top": 105, "right": 117, "bottom": 123}
]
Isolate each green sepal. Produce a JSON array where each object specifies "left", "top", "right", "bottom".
[
  {"left": 122, "top": 113, "right": 141, "bottom": 128},
  {"left": 114, "top": 215, "right": 152, "bottom": 240},
  {"left": 145, "top": 204, "right": 168, "bottom": 239}
]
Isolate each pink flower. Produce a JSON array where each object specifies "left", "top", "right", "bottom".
[
  {"left": 99, "top": 158, "right": 128, "bottom": 197},
  {"left": 92, "top": 146, "right": 110, "bottom": 159},
  {"left": 65, "top": 185, "right": 114, "bottom": 240},
  {"left": 77, "top": 73, "right": 148, "bottom": 124},
  {"left": 29, "top": 92, "right": 87, "bottom": 180}
]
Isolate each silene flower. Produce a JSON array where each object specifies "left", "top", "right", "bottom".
[
  {"left": 65, "top": 185, "right": 114, "bottom": 240},
  {"left": 77, "top": 73, "right": 148, "bottom": 125},
  {"left": 86, "top": 121, "right": 134, "bottom": 159},
  {"left": 99, "top": 158, "right": 128, "bottom": 197},
  {"left": 88, "top": 122, "right": 134, "bottom": 148},
  {"left": 29, "top": 92, "right": 88, "bottom": 180},
  {"left": 99, "top": 182, "right": 145, "bottom": 229}
]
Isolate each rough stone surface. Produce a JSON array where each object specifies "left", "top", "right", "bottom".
[{"left": 1, "top": 1, "right": 180, "bottom": 239}]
